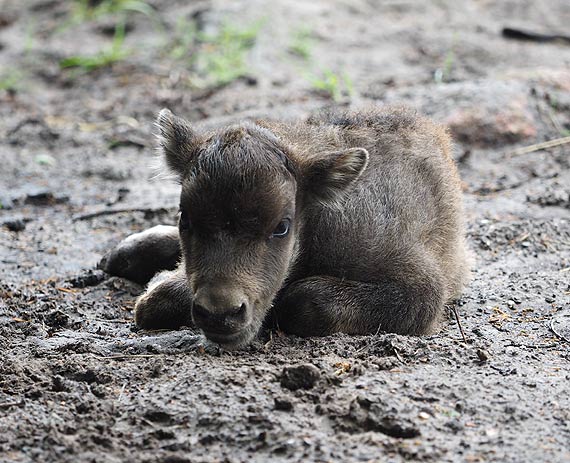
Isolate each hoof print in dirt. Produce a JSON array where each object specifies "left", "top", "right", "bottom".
[
  {"left": 24, "top": 189, "right": 68, "bottom": 206},
  {"left": 338, "top": 397, "right": 421, "bottom": 439},
  {"left": 44, "top": 310, "right": 69, "bottom": 329},
  {"left": 99, "top": 225, "right": 181, "bottom": 285},
  {"left": 144, "top": 409, "right": 173, "bottom": 424},
  {"left": 52, "top": 375, "right": 71, "bottom": 393},
  {"left": 280, "top": 364, "right": 321, "bottom": 391},
  {"left": 2, "top": 218, "right": 28, "bottom": 232}
]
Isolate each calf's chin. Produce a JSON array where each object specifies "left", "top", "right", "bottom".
[{"left": 204, "top": 314, "right": 263, "bottom": 350}]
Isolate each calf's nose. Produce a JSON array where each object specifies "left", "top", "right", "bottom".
[{"left": 192, "top": 286, "right": 248, "bottom": 331}]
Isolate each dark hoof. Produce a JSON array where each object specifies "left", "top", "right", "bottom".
[{"left": 99, "top": 225, "right": 181, "bottom": 285}]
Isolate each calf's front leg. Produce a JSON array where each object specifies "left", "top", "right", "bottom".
[
  {"left": 274, "top": 273, "right": 445, "bottom": 337},
  {"left": 134, "top": 268, "right": 194, "bottom": 329}
]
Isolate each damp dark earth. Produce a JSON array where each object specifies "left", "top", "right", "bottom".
[{"left": 1, "top": 1, "right": 570, "bottom": 462}]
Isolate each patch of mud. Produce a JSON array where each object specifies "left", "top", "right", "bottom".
[{"left": 469, "top": 217, "right": 570, "bottom": 258}]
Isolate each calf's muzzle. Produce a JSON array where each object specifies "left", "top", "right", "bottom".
[{"left": 192, "top": 285, "right": 250, "bottom": 337}]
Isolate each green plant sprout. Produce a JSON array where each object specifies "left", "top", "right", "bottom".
[
  {"left": 289, "top": 27, "right": 313, "bottom": 60},
  {"left": 169, "top": 17, "right": 198, "bottom": 60},
  {"left": 60, "top": 21, "right": 128, "bottom": 71},
  {"left": 286, "top": 26, "right": 356, "bottom": 101},
  {"left": 0, "top": 69, "right": 25, "bottom": 92},
  {"left": 70, "top": 0, "right": 155, "bottom": 23},
  {"left": 310, "top": 69, "right": 353, "bottom": 102},
  {"left": 434, "top": 33, "right": 458, "bottom": 83},
  {"left": 190, "top": 19, "right": 264, "bottom": 88}
]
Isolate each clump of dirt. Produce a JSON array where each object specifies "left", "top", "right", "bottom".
[{"left": 280, "top": 364, "right": 321, "bottom": 391}]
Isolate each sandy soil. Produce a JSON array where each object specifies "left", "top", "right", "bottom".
[{"left": 1, "top": 1, "right": 569, "bottom": 462}]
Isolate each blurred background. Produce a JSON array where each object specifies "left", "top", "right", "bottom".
[{"left": 0, "top": 0, "right": 569, "bottom": 278}]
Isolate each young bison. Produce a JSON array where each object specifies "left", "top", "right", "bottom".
[{"left": 102, "top": 107, "right": 470, "bottom": 349}]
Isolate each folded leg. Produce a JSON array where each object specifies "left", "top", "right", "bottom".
[
  {"left": 274, "top": 269, "right": 445, "bottom": 337},
  {"left": 134, "top": 268, "right": 194, "bottom": 329}
]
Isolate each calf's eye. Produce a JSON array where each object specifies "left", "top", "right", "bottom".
[
  {"left": 179, "top": 210, "right": 191, "bottom": 231},
  {"left": 271, "top": 219, "right": 291, "bottom": 238}
]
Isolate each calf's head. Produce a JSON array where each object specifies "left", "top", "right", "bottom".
[{"left": 156, "top": 109, "right": 368, "bottom": 349}]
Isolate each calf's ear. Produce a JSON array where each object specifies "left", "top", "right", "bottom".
[
  {"left": 156, "top": 109, "right": 199, "bottom": 178},
  {"left": 304, "top": 147, "right": 369, "bottom": 203}
]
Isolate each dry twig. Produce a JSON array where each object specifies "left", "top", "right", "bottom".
[
  {"left": 451, "top": 305, "right": 468, "bottom": 342},
  {"left": 72, "top": 207, "right": 172, "bottom": 222},
  {"left": 502, "top": 27, "right": 570, "bottom": 44},
  {"left": 510, "top": 135, "right": 570, "bottom": 156},
  {"left": 550, "top": 317, "right": 570, "bottom": 343},
  {"left": 94, "top": 354, "right": 165, "bottom": 360},
  {"left": 0, "top": 400, "right": 24, "bottom": 409}
]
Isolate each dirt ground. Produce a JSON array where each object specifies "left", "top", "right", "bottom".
[{"left": 1, "top": 1, "right": 570, "bottom": 462}]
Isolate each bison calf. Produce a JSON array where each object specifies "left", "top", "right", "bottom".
[{"left": 102, "top": 107, "right": 470, "bottom": 349}]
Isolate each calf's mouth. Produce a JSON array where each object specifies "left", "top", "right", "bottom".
[{"left": 200, "top": 320, "right": 260, "bottom": 350}]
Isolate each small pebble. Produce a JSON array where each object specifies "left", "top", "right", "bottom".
[
  {"left": 280, "top": 364, "right": 320, "bottom": 391},
  {"left": 477, "top": 349, "right": 491, "bottom": 362},
  {"left": 24, "top": 190, "right": 55, "bottom": 206},
  {"left": 34, "top": 154, "right": 56, "bottom": 166}
]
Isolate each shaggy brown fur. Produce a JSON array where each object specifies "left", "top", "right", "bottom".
[{"left": 102, "top": 107, "right": 470, "bottom": 349}]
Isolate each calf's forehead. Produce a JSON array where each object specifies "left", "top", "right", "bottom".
[
  {"left": 179, "top": 125, "right": 297, "bottom": 224},
  {"left": 180, "top": 162, "right": 295, "bottom": 234}
]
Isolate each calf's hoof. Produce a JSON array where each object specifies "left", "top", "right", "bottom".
[{"left": 99, "top": 225, "right": 180, "bottom": 285}]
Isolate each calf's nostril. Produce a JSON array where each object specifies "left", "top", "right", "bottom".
[
  {"left": 192, "top": 301, "right": 247, "bottom": 324},
  {"left": 192, "top": 303, "right": 211, "bottom": 320},
  {"left": 228, "top": 302, "right": 247, "bottom": 317}
]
